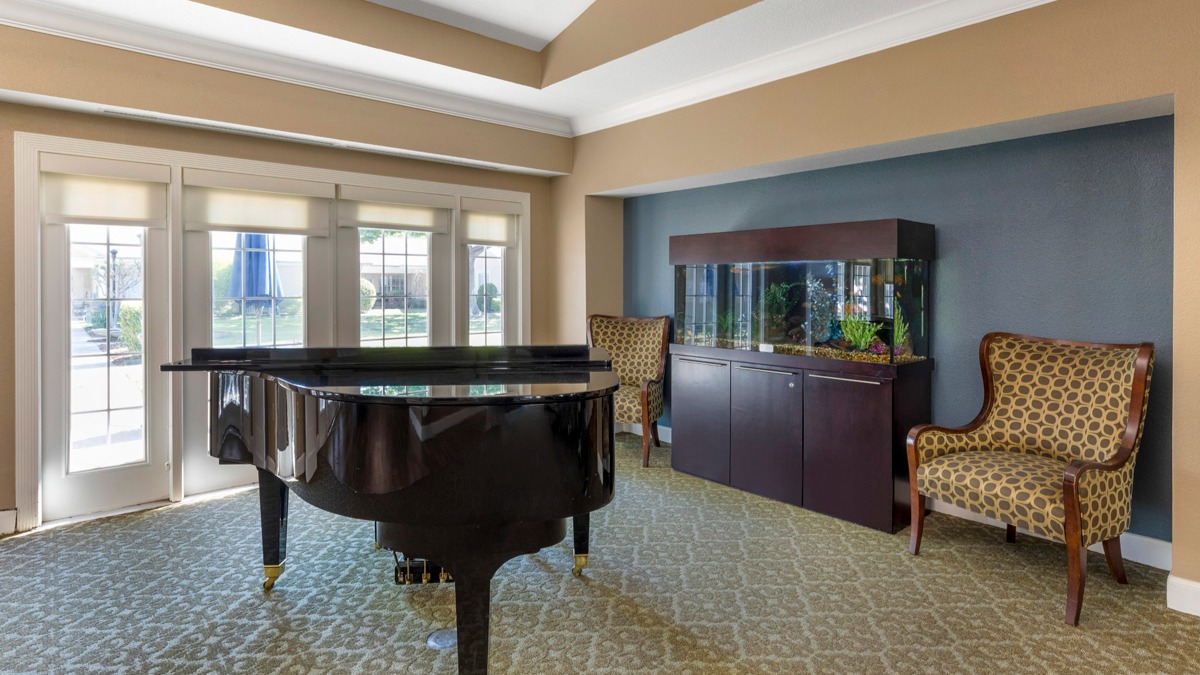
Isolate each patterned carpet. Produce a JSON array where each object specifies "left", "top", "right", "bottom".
[{"left": 2, "top": 433, "right": 1198, "bottom": 674}]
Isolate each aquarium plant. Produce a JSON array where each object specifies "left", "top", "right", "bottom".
[
  {"left": 840, "top": 313, "right": 883, "bottom": 351},
  {"left": 762, "top": 282, "right": 799, "bottom": 339}
]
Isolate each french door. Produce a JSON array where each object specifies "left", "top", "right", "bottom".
[{"left": 41, "top": 222, "right": 170, "bottom": 520}]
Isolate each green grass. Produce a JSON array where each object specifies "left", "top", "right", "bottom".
[{"left": 212, "top": 308, "right": 501, "bottom": 346}]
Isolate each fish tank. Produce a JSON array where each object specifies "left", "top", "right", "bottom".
[{"left": 673, "top": 258, "right": 929, "bottom": 364}]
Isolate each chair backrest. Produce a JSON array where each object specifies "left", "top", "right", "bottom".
[
  {"left": 977, "top": 333, "right": 1154, "bottom": 464},
  {"left": 587, "top": 314, "right": 670, "bottom": 386}
]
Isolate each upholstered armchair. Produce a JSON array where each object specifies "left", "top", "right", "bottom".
[
  {"left": 907, "top": 332, "right": 1154, "bottom": 626},
  {"left": 587, "top": 314, "right": 670, "bottom": 467}
]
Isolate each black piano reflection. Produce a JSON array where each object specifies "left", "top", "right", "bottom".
[{"left": 161, "top": 345, "right": 618, "bottom": 675}]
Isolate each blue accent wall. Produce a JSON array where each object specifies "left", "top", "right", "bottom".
[{"left": 623, "top": 117, "right": 1174, "bottom": 540}]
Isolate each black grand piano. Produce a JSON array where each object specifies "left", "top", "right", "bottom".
[{"left": 162, "top": 345, "right": 618, "bottom": 674}]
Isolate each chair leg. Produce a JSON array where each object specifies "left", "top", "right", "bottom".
[
  {"left": 640, "top": 428, "right": 650, "bottom": 468},
  {"left": 1006, "top": 524, "right": 1016, "bottom": 543},
  {"left": 650, "top": 421, "right": 661, "bottom": 447},
  {"left": 1102, "top": 537, "right": 1128, "bottom": 584},
  {"left": 909, "top": 493, "right": 925, "bottom": 555},
  {"left": 1065, "top": 543, "right": 1087, "bottom": 626}
]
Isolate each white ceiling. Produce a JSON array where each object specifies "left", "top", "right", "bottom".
[
  {"left": 0, "top": 0, "right": 1057, "bottom": 171},
  {"left": 365, "top": 0, "right": 595, "bottom": 50}
]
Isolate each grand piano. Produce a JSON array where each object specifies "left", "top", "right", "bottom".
[{"left": 162, "top": 345, "right": 618, "bottom": 675}]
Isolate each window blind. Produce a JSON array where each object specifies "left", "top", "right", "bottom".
[
  {"left": 337, "top": 185, "right": 452, "bottom": 233},
  {"left": 182, "top": 168, "right": 334, "bottom": 236},
  {"left": 461, "top": 197, "right": 520, "bottom": 247}
]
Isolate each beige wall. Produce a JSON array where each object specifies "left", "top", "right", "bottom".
[
  {"left": 0, "top": 101, "right": 554, "bottom": 511},
  {"left": 0, "top": 26, "right": 571, "bottom": 175},
  {"left": 548, "top": 0, "right": 1200, "bottom": 576}
]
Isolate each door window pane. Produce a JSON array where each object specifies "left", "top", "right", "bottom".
[
  {"left": 358, "top": 229, "right": 431, "bottom": 347},
  {"left": 211, "top": 233, "right": 305, "bottom": 347},
  {"left": 68, "top": 225, "right": 147, "bottom": 472},
  {"left": 467, "top": 245, "right": 504, "bottom": 346}
]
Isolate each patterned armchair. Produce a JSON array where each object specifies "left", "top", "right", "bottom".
[
  {"left": 587, "top": 314, "right": 670, "bottom": 467},
  {"left": 907, "top": 332, "right": 1154, "bottom": 626}
]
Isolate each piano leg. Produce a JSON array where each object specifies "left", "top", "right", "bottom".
[
  {"left": 572, "top": 513, "right": 589, "bottom": 577},
  {"left": 377, "top": 519, "right": 565, "bottom": 674},
  {"left": 257, "top": 468, "right": 289, "bottom": 591}
]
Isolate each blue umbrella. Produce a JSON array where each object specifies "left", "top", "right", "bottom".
[{"left": 229, "top": 233, "right": 280, "bottom": 344}]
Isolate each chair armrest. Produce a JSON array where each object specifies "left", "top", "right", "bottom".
[{"left": 906, "top": 422, "right": 990, "bottom": 468}]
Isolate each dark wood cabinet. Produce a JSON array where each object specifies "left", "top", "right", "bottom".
[
  {"left": 802, "top": 371, "right": 894, "bottom": 531},
  {"left": 668, "top": 343, "right": 931, "bottom": 533},
  {"left": 669, "top": 355, "right": 730, "bottom": 483},
  {"left": 730, "top": 362, "right": 803, "bottom": 508}
]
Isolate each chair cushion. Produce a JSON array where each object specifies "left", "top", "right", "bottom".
[
  {"left": 612, "top": 381, "right": 664, "bottom": 425},
  {"left": 917, "top": 450, "right": 1068, "bottom": 542}
]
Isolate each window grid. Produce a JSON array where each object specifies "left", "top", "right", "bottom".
[
  {"left": 467, "top": 245, "right": 504, "bottom": 346},
  {"left": 359, "top": 229, "right": 431, "bottom": 348},
  {"left": 851, "top": 264, "right": 872, "bottom": 316},
  {"left": 68, "top": 224, "right": 147, "bottom": 473},
  {"left": 211, "top": 232, "right": 304, "bottom": 348}
]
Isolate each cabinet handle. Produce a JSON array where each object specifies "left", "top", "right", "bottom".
[
  {"left": 807, "top": 373, "right": 881, "bottom": 386},
  {"left": 677, "top": 358, "right": 726, "bottom": 367},
  {"left": 735, "top": 365, "right": 796, "bottom": 377}
]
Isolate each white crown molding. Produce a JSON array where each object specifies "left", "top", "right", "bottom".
[
  {"left": 0, "top": 0, "right": 574, "bottom": 137},
  {"left": 570, "top": 0, "right": 1055, "bottom": 135}
]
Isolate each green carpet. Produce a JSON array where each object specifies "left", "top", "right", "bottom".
[{"left": 1, "top": 433, "right": 1197, "bottom": 673}]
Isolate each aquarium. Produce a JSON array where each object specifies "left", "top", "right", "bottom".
[{"left": 673, "top": 258, "right": 929, "bottom": 364}]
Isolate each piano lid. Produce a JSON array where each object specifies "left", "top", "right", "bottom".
[{"left": 162, "top": 345, "right": 619, "bottom": 405}]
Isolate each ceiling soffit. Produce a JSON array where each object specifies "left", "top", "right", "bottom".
[{"left": 0, "top": 0, "right": 1057, "bottom": 158}]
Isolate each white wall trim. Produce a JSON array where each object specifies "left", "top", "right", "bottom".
[
  {"left": 0, "top": 509, "right": 16, "bottom": 535},
  {"left": 13, "top": 131, "right": 533, "bottom": 532},
  {"left": 618, "top": 422, "right": 672, "bottom": 445},
  {"left": 14, "top": 131, "right": 41, "bottom": 532},
  {"left": 1167, "top": 575, "right": 1200, "bottom": 618},
  {"left": 928, "top": 498, "right": 1172, "bottom": 571}
]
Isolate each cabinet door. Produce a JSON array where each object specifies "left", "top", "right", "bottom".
[
  {"left": 802, "top": 372, "right": 893, "bottom": 531},
  {"left": 670, "top": 355, "right": 731, "bottom": 483},
  {"left": 730, "top": 363, "right": 803, "bottom": 507}
]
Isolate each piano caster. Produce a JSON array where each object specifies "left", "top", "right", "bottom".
[
  {"left": 572, "top": 554, "right": 589, "bottom": 577},
  {"left": 262, "top": 563, "right": 285, "bottom": 591}
]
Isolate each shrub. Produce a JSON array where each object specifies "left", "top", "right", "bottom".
[
  {"left": 360, "top": 277, "right": 377, "bottom": 313},
  {"left": 119, "top": 304, "right": 142, "bottom": 353},
  {"left": 475, "top": 283, "right": 500, "bottom": 313}
]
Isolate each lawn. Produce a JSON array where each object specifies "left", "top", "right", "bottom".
[{"left": 212, "top": 308, "right": 501, "bottom": 346}]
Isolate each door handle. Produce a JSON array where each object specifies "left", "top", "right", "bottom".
[
  {"left": 735, "top": 365, "right": 796, "bottom": 377},
  {"left": 677, "top": 358, "right": 726, "bottom": 367},
  {"left": 807, "top": 373, "right": 881, "bottom": 386}
]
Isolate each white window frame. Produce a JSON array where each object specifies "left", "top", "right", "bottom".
[{"left": 13, "top": 132, "right": 531, "bottom": 531}]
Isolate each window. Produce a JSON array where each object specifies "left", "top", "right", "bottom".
[
  {"left": 851, "top": 263, "right": 872, "bottom": 316},
  {"left": 461, "top": 201, "right": 520, "bottom": 346},
  {"left": 359, "top": 229, "right": 431, "bottom": 347},
  {"left": 210, "top": 232, "right": 305, "bottom": 347},
  {"left": 68, "top": 225, "right": 147, "bottom": 472},
  {"left": 19, "top": 133, "right": 532, "bottom": 526}
]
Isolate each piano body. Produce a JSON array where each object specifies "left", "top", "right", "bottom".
[{"left": 161, "top": 345, "right": 618, "bottom": 675}]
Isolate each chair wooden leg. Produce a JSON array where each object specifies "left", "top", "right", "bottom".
[
  {"left": 909, "top": 493, "right": 925, "bottom": 555},
  {"left": 1102, "top": 537, "right": 1128, "bottom": 584},
  {"left": 650, "top": 421, "right": 661, "bottom": 447},
  {"left": 641, "top": 428, "right": 650, "bottom": 468},
  {"left": 1006, "top": 524, "right": 1016, "bottom": 543},
  {"left": 1065, "top": 543, "right": 1087, "bottom": 626}
]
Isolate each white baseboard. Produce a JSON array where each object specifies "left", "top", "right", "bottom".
[
  {"left": 1167, "top": 575, "right": 1200, "bottom": 617},
  {"left": 618, "top": 422, "right": 672, "bottom": 444},
  {"left": 927, "top": 498, "right": 1172, "bottom": 571},
  {"left": 0, "top": 509, "right": 15, "bottom": 535}
]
